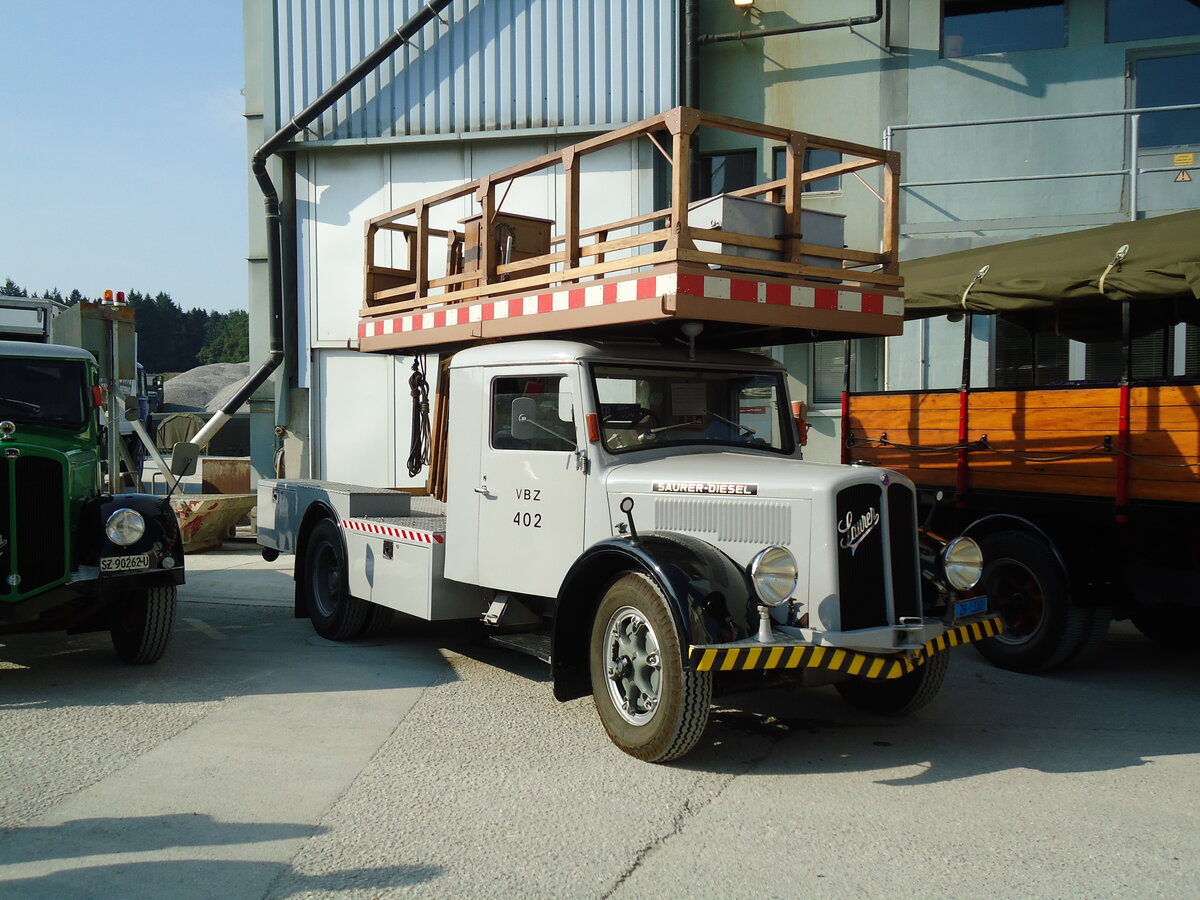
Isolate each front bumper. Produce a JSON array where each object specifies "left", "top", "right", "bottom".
[{"left": 688, "top": 614, "right": 1004, "bottom": 680}]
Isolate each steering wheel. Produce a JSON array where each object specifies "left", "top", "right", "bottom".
[{"left": 601, "top": 406, "right": 659, "bottom": 428}]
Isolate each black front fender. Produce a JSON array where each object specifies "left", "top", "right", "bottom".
[
  {"left": 79, "top": 493, "right": 185, "bottom": 586},
  {"left": 551, "top": 532, "right": 757, "bottom": 702}
]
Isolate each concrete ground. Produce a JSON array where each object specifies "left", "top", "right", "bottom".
[{"left": 0, "top": 545, "right": 1197, "bottom": 899}]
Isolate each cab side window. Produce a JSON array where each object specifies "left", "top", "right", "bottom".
[{"left": 490, "top": 374, "right": 577, "bottom": 451}]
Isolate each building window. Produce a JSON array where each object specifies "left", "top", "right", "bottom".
[
  {"left": 942, "top": 1, "right": 1067, "bottom": 58},
  {"left": 1085, "top": 329, "right": 1177, "bottom": 382},
  {"left": 812, "top": 339, "right": 880, "bottom": 405},
  {"left": 993, "top": 317, "right": 1069, "bottom": 387},
  {"left": 698, "top": 150, "right": 757, "bottom": 198},
  {"left": 1107, "top": 0, "right": 1200, "bottom": 42},
  {"left": 772, "top": 147, "right": 843, "bottom": 193},
  {"left": 1133, "top": 53, "right": 1200, "bottom": 148}
]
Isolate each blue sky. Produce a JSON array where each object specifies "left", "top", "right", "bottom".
[{"left": 0, "top": 1, "right": 248, "bottom": 313}]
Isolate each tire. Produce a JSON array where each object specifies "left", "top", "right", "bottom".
[
  {"left": 835, "top": 648, "right": 949, "bottom": 716},
  {"left": 360, "top": 602, "right": 395, "bottom": 637},
  {"left": 1131, "top": 605, "right": 1200, "bottom": 652},
  {"left": 110, "top": 584, "right": 177, "bottom": 664},
  {"left": 588, "top": 572, "right": 712, "bottom": 763},
  {"left": 974, "top": 530, "right": 1092, "bottom": 673},
  {"left": 304, "top": 519, "right": 369, "bottom": 641},
  {"left": 1063, "top": 607, "right": 1111, "bottom": 666}
]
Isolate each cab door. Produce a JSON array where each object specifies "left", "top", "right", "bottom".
[{"left": 475, "top": 366, "right": 586, "bottom": 598}]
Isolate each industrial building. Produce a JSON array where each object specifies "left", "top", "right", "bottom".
[{"left": 242, "top": 0, "right": 1200, "bottom": 479}]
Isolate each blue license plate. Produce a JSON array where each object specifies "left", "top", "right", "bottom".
[{"left": 955, "top": 596, "right": 987, "bottom": 618}]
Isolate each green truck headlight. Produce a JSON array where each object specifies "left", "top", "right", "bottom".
[
  {"left": 105, "top": 508, "right": 146, "bottom": 546},
  {"left": 749, "top": 546, "right": 798, "bottom": 607}
]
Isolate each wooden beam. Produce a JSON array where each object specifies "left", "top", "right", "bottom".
[
  {"left": 882, "top": 150, "right": 901, "bottom": 274},
  {"left": 414, "top": 202, "right": 429, "bottom": 297},
  {"left": 563, "top": 147, "right": 580, "bottom": 271},
  {"left": 667, "top": 129, "right": 694, "bottom": 251}
]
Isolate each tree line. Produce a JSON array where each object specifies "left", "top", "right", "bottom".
[{"left": 2, "top": 277, "right": 248, "bottom": 374}]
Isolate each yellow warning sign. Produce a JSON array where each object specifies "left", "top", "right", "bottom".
[
  {"left": 1176, "top": 169, "right": 1193, "bottom": 183},
  {"left": 1174, "top": 152, "right": 1196, "bottom": 167}
]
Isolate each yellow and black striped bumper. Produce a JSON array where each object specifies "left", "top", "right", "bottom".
[{"left": 688, "top": 616, "right": 1004, "bottom": 680}]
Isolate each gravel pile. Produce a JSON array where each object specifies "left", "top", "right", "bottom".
[{"left": 163, "top": 362, "right": 252, "bottom": 413}]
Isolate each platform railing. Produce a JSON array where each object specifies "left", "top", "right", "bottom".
[{"left": 362, "top": 106, "right": 901, "bottom": 320}]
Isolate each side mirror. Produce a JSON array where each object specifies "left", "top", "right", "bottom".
[
  {"left": 170, "top": 441, "right": 200, "bottom": 477},
  {"left": 123, "top": 394, "right": 140, "bottom": 421},
  {"left": 510, "top": 397, "right": 538, "bottom": 440}
]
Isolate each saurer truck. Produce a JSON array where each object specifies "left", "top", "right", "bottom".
[
  {"left": 257, "top": 109, "right": 1002, "bottom": 761},
  {"left": 0, "top": 295, "right": 183, "bottom": 663}
]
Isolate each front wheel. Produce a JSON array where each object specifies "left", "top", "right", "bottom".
[
  {"left": 589, "top": 572, "right": 711, "bottom": 763},
  {"left": 835, "top": 649, "right": 949, "bottom": 716},
  {"left": 110, "top": 584, "right": 177, "bottom": 664},
  {"left": 304, "top": 519, "right": 368, "bottom": 641}
]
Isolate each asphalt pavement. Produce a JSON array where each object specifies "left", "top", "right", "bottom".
[{"left": 0, "top": 544, "right": 1197, "bottom": 899}]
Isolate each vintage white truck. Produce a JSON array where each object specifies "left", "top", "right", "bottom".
[
  {"left": 252, "top": 108, "right": 1001, "bottom": 761},
  {"left": 259, "top": 338, "right": 1000, "bottom": 761}
]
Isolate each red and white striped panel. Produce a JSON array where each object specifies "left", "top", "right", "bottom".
[
  {"left": 342, "top": 518, "right": 445, "bottom": 545},
  {"left": 358, "top": 272, "right": 903, "bottom": 339}
]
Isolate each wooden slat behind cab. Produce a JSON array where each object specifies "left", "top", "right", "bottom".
[{"left": 847, "top": 385, "right": 1200, "bottom": 503}]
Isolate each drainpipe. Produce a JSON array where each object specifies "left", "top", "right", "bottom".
[
  {"left": 186, "top": 0, "right": 455, "bottom": 454},
  {"left": 697, "top": 0, "right": 883, "bottom": 46}
]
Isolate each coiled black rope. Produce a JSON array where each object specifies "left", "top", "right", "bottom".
[{"left": 406, "top": 355, "right": 431, "bottom": 477}]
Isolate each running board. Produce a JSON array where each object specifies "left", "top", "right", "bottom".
[{"left": 488, "top": 633, "right": 552, "bottom": 664}]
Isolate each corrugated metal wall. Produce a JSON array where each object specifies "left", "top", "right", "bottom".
[{"left": 272, "top": 0, "right": 679, "bottom": 141}]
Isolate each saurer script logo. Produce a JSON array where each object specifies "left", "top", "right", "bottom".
[{"left": 838, "top": 508, "right": 880, "bottom": 556}]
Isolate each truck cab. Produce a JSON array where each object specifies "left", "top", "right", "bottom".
[
  {"left": 446, "top": 340, "right": 936, "bottom": 651},
  {"left": 0, "top": 340, "right": 183, "bottom": 663}
]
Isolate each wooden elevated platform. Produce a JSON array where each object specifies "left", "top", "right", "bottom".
[{"left": 359, "top": 106, "right": 902, "bottom": 353}]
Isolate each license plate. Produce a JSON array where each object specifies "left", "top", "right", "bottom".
[
  {"left": 955, "top": 596, "right": 987, "bottom": 618},
  {"left": 100, "top": 554, "right": 151, "bottom": 574}
]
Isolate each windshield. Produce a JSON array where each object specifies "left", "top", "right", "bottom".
[
  {"left": 591, "top": 363, "right": 794, "bottom": 455},
  {"left": 0, "top": 356, "right": 91, "bottom": 430}
]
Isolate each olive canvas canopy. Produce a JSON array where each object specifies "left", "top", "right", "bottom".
[{"left": 900, "top": 210, "right": 1200, "bottom": 342}]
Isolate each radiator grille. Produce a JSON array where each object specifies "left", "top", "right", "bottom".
[
  {"left": 2, "top": 454, "right": 68, "bottom": 600},
  {"left": 834, "top": 480, "right": 923, "bottom": 632},
  {"left": 836, "top": 483, "right": 888, "bottom": 630},
  {"left": 653, "top": 497, "right": 790, "bottom": 545}
]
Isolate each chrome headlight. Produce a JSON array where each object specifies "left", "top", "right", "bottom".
[
  {"left": 942, "top": 536, "right": 983, "bottom": 591},
  {"left": 105, "top": 508, "right": 146, "bottom": 546},
  {"left": 749, "top": 546, "right": 798, "bottom": 607}
]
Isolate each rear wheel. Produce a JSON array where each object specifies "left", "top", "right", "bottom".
[
  {"left": 835, "top": 650, "right": 949, "bottom": 716},
  {"left": 304, "top": 519, "right": 368, "bottom": 641},
  {"left": 974, "top": 531, "right": 1093, "bottom": 673},
  {"left": 110, "top": 584, "right": 176, "bottom": 664},
  {"left": 589, "top": 572, "right": 711, "bottom": 763}
]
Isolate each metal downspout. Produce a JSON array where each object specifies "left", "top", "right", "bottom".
[
  {"left": 697, "top": 0, "right": 883, "bottom": 46},
  {"left": 187, "top": 0, "right": 455, "bottom": 454}
]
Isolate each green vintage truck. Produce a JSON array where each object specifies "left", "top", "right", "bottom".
[{"left": 0, "top": 339, "right": 184, "bottom": 662}]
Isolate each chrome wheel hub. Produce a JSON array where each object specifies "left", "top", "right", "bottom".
[{"left": 603, "top": 606, "right": 662, "bottom": 726}]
